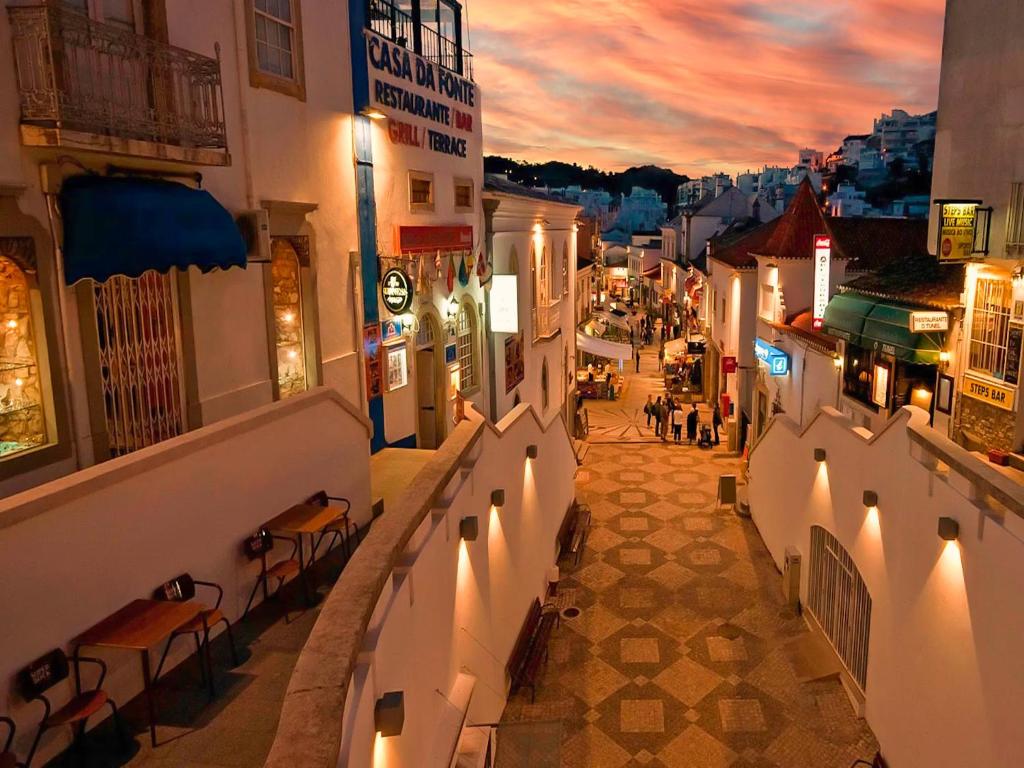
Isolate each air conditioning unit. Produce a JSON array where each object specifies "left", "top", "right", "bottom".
[
  {"left": 782, "top": 545, "right": 801, "bottom": 609},
  {"left": 237, "top": 209, "right": 271, "bottom": 263}
]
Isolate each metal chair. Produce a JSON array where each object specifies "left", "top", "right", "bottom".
[
  {"left": 18, "top": 649, "right": 125, "bottom": 767},
  {"left": 305, "top": 490, "right": 360, "bottom": 562},
  {"left": 242, "top": 528, "right": 300, "bottom": 623},
  {"left": 0, "top": 716, "right": 18, "bottom": 768},
  {"left": 152, "top": 573, "right": 240, "bottom": 691}
]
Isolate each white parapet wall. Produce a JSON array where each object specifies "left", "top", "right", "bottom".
[
  {"left": 265, "top": 403, "right": 578, "bottom": 768},
  {"left": 748, "top": 405, "right": 1024, "bottom": 768},
  {"left": 0, "top": 388, "right": 372, "bottom": 764}
]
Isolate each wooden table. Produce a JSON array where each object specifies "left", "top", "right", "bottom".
[
  {"left": 265, "top": 503, "right": 340, "bottom": 604},
  {"left": 75, "top": 599, "right": 203, "bottom": 746}
]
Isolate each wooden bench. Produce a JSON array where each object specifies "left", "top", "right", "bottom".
[
  {"left": 557, "top": 501, "right": 591, "bottom": 568},
  {"left": 506, "top": 598, "right": 557, "bottom": 703}
]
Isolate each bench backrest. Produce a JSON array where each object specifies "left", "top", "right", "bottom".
[
  {"left": 506, "top": 598, "right": 543, "bottom": 682},
  {"left": 556, "top": 500, "right": 578, "bottom": 553}
]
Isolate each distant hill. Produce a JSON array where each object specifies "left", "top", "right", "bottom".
[{"left": 484, "top": 157, "right": 689, "bottom": 208}]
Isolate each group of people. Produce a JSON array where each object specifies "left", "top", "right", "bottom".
[
  {"left": 644, "top": 395, "right": 723, "bottom": 446},
  {"left": 630, "top": 314, "right": 656, "bottom": 348}
]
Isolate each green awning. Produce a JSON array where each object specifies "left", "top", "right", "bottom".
[
  {"left": 823, "top": 293, "right": 877, "bottom": 345},
  {"left": 862, "top": 303, "right": 945, "bottom": 365}
]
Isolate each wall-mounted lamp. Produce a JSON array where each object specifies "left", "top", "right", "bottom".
[
  {"left": 460, "top": 516, "right": 479, "bottom": 541},
  {"left": 526, "top": 444, "right": 539, "bottom": 460},
  {"left": 490, "top": 489, "right": 505, "bottom": 508},
  {"left": 360, "top": 106, "right": 387, "bottom": 120},
  {"left": 833, "top": 356, "right": 843, "bottom": 369},
  {"left": 939, "top": 351, "right": 951, "bottom": 364},
  {"left": 446, "top": 296, "right": 460, "bottom": 320},
  {"left": 862, "top": 490, "right": 878, "bottom": 508},
  {"left": 814, "top": 448, "right": 827, "bottom": 463},
  {"left": 374, "top": 691, "right": 405, "bottom": 737},
  {"left": 938, "top": 517, "right": 960, "bottom": 542}
]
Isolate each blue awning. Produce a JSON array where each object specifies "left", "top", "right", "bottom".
[{"left": 60, "top": 175, "right": 247, "bottom": 285}]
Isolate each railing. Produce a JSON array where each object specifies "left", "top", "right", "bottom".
[
  {"left": 534, "top": 302, "right": 562, "bottom": 340},
  {"left": 8, "top": 4, "right": 228, "bottom": 151},
  {"left": 367, "top": 0, "right": 474, "bottom": 80}
]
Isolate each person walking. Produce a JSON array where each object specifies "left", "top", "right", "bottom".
[
  {"left": 635, "top": 347, "right": 641, "bottom": 373},
  {"left": 671, "top": 403, "right": 683, "bottom": 443},
  {"left": 712, "top": 402, "right": 723, "bottom": 445},
  {"left": 657, "top": 346, "right": 665, "bottom": 372},
  {"left": 644, "top": 394, "right": 654, "bottom": 427},
  {"left": 686, "top": 403, "right": 699, "bottom": 445},
  {"left": 653, "top": 396, "right": 664, "bottom": 437}
]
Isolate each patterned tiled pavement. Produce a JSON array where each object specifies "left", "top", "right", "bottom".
[{"left": 501, "top": 371, "right": 879, "bottom": 767}]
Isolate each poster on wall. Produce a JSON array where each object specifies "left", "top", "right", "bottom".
[
  {"left": 505, "top": 332, "right": 525, "bottom": 393},
  {"left": 363, "top": 323, "right": 383, "bottom": 399},
  {"left": 385, "top": 342, "right": 409, "bottom": 392},
  {"left": 871, "top": 362, "right": 890, "bottom": 409},
  {"left": 938, "top": 202, "right": 978, "bottom": 262},
  {"left": 1005, "top": 324, "right": 1023, "bottom": 386},
  {"left": 445, "top": 342, "right": 458, "bottom": 365}
]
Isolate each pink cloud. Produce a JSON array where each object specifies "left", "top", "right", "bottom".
[{"left": 468, "top": 0, "right": 945, "bottom": 174}]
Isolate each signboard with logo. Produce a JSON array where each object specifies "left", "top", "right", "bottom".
[
  {"left": 872, "top": 362, "right": 890, "bottom": 408},
  {"left": 722, "top": 356, "right": 737, "bottom": 374},
  {"left": 381, "top": 268, "right": 414, "bottom": 314},
  {"left": 381, "top": 318, "right": 403, "bottom": 343},
  {"left": 909, "top": 311, "right": 949, "bottom": 333},
  {"left": 445, "top": 342, "right": 458, "bottom": 366},
  {"left": 938, "top": 202, "right": 978, "bottom": 262},
  {"left": 812, "top": 235, "right": 831, "bottom": 331},
  {"left": 754, "top": 338, "right": 790, "bottom": 376},
  {"left": 397, "top": 226, "right": 474, "bottom": 254},
  {"left": 963, "top": 373, "right": 1015, "bottom": 411},
  {"left": 491, "top": 275, "right": 519, "bottom": 333}
]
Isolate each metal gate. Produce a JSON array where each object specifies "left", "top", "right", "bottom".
[
  {"left": 93, "top": 271, "right": 185, "bottom": 457},
  {"left": 807, "top": 525, "right": 872, "bottom": 691}
]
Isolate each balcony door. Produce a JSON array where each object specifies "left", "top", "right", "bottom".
[{"left": 61, "top": 0, "right": 143, "bottom": 31}]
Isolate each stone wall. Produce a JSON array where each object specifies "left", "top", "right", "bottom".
[{"left": 955, "top": 393, "right": 1016, "bottom": 452}]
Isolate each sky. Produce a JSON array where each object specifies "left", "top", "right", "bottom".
[{"left": 465, "top": 0, "right": 947, "bottom": 176}]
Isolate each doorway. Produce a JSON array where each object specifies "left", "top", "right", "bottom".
[{"left": 415, "top": 312, "right": 444, "bottom": 449}]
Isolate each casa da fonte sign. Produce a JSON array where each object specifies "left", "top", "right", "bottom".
[{"left": 366, "top": 32, "right": 480, "bottom": 159}]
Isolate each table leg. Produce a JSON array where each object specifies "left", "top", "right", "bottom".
[
  {"left": 141, "top": 650, "right": 157, "bottom": 747},
  {"left": 202, "top": 615, "right": 215, "bottom": 699},
  {"left": 297, "top": 535, "right": 312, "bottom": 606}
]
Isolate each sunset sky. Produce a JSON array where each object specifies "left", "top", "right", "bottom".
[{"left": 467, "top": 0, "right": 946, "bottom": 176}]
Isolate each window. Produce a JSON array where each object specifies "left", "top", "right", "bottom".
[
  {"left": 409, "top": 171, "right": 434, "bottom": 212},
  {"left": 454, "top": 178, "right": 474, "bottom": 211},
  {"left": 969, "top": 278, "right": 1013, "bottom": 380},
  {"left": 247, "top": 0, "right": 306, "bottom": 99},
  {"left": 759, "top": 283, "right": 775, "bottom": 320},
  {"left": 562, "top": 241, "right": 569, "bottom": 297},
  {"left": 456, "top": 303, "right": 477, "bottom": 390},
  {"left": 539, "top": 246, "right": 550, "bottom": 307},
  {"left": 270, "top": 238, "right": 308, "bottom": 399}
]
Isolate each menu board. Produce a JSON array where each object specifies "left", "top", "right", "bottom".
[{"left": 1006, "top": 324, "right": 1023, "bottom": 386}]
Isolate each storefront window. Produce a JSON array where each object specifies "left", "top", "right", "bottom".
[
  {"left": 0, "top": 255, "right": 51, "bottom": 459},
  {"left": 456, "top": 303, "right": 477, "bottom": 390},
  {"left": 969, "top": 278, "right": 1012, "bottom": 380},
  {"left": 271, "top": 239, "right": 307, "bottom": 399},
  {"left": 843, "top": 344, "right": 877, "bottom": 411}
]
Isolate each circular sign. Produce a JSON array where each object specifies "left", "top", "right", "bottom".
[{"left": 381, "top": 268, "right": 414, "bottom": 314}]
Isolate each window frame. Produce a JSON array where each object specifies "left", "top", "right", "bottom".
[
  {"left": 456, "top": 301, "right": 479, "bottom": 393},
  {"left": 453, "top": 177, "right": 474, "bottom": 212},
  {"left": 409, "top": 170, "right": 435, "bottom": 213},
  {"left": 245, "top": 0, "right": 307, "bottom": 101},
  {"left": 968, "top": 277, "right": 1013, "bottom": 382}
]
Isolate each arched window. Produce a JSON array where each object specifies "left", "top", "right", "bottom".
[
  {"left": 530, "top": 245, "right": 537, "bottom": 334},
  {"left": 539, "top": 245, "right": 550, "bottom": 308},
  {"left": 508, "top": 245, "right": 519, "bottom": 275},
  {"left": 456, "top": 301, "right": 478, "bottom": 390},
  {"left": 271, "top": 239, "right": 307, "bottom": 399},
  {"left": 541, "top": 358, "right": 549, "bottom": 411},
  {"left": 562, "top": 241, "right": 569, "bottom": 297}
]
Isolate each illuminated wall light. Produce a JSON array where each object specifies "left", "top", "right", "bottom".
[
  {"left": 833, "top": 356, "right": 843, "bottom": 369},
  {"left": 937, "top": 516, "right": 960, "bottom": 542},
  {"left": 526, "top": 444, "right": 538, "bottom": 460},
  {"left": 862, "top": 490, "right": 878, "bottom": 508},
  {"left": 5, "top": 319, "right": 16, "bottom": 329},
  {"left": 490, "top": 489, "right": 505, "bottom": 508},
  {"left": 374, "top": 691, "right": 405, "bottom": 737},
  {"left": 814, "top": 448, "right": 827, "bottom": 463},
  {"left": 459, "top": 516, "right": 479, "bottom": 542},
  {"left": 939, "top": 351, "right": 951, "bottom": 364},
  {"left": 361, "top": 107, "right": 387, "bottom": 120}
]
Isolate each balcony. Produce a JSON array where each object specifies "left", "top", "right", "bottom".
[
  {"left": 8, "top": 4, "right": 230, "bottom": 166},
  {"left": 533, "top": 301, "right": 562, "bottom": 341},
  {"left": 367, "top": 0, "right": 474, "bottom": 80}
]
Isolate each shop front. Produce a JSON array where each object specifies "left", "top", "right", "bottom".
[
  {"left": 663, "top": 337, "right": 705, "bottom": 403},
  {"left": 752, "top": 337, "right": 791, "bottom": 441}
]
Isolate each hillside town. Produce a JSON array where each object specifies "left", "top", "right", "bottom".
[{"left": 0, "top": 2, "right": 1020, "bottom": 768}]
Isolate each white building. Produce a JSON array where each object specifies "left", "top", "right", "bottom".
[
  {"left": 677, "top": 173, "right": 733, "bottom": 207},
  {"left": 613, "top": 187, "right": 667, "bottom": 233}
]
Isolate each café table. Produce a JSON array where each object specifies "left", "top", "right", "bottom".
[
  {"left": 74, "top": 598, "right": 204, "bottom": 747},
  {"left": 264, "top": 503, "right": 341, "bottom": 605}
]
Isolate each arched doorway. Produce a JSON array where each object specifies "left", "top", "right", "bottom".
[{"left": 414, "top": 311, "right": 445, "bottom": 448}]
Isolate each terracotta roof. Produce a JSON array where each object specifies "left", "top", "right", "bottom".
[
  {"left": 706, "top": 217, "right": 782, "bottom": 270},
  {"left": 840, "top": 255, "right": 965, "bottom": 310},
  {"left": 826, "top": 217, "right": 930, "bottom": 272},
  {"left": 752, "top": 178, "right": 830, "bottom": 260}
]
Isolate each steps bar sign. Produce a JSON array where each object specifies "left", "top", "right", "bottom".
[{"left": 813, "top": 235, "right": 831, "bottom": 331}]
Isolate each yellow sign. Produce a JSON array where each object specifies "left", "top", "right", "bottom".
[
  {"left": 939, "top": 203, "right": 977, "bottom": 262},
  {"left": 963, "top": 373, "right": 1015, "bottom": 411}
]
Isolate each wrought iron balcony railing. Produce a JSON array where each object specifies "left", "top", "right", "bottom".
[
  {"left": 8, "top": 4, "right": 228, "bottom": 154},
  {"left": 367, "top": 0, "right": 474, "bottom": 81}
]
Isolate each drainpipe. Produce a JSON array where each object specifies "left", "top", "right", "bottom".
[
  {"left": 484, "top": 197, "right": 500, "bottom": 421},
  {"left": 229, "top": 0, "right": 256, "bottom": 209}
]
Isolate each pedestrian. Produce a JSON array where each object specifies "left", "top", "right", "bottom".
[
  {"left": 644, "top": 394, "right": 654, "bottom": 427},
  {"left": 635, "top": 348, "right": 641, "bottom": 373},
  {"left": 686, "top": 403, "right": 699, "bottom": 445},
  {"left": 609, "top": 381, "right": 615, "bottom": 401},
  {"left": 672, "top": 403, "right": 683, "bottom": 443},
  {"left": 657, "top": 346, "right": 664, "bottom": 372},
  {"left": 712, "top": 402, "right": 723, "bottom": 445},
  {"left": 653, "top": 396, "right": 664, "bottom": 436}
]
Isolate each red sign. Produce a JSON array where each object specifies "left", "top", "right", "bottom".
[
  {"left": 812, "top": 234, "right": 831, "bottom": 331},
  {"left": 363, "top": 323, "right": 383, "bottom": 399},
  {"left": 722, "top": 356, "right": 737, "bottom": 374},
  {"left": 397, "top": 226, "right": 474, "bottom": 254}
]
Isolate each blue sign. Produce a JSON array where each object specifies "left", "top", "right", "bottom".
[
  {"left": 445, "top": 342, "right": 458, "bottom": 365},
  {"left": 755, "top": 338, "right": 790, "bottom": 376},
  {"left": 381, "top": 318, "right": 403, "bottom": 343}
]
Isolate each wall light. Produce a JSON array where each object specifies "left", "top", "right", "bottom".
[
  {"left": 814, "top": 448, "right": 827, "bottom": 463},
  {"left": 526, "top": 444, "right": 539, "bottom": 460},
  {"left": 361, "top": 106, "right": 387, "bottom": 120},
  {"left": 374, "top": 691, "right": 405, "bottom": 737},
  {"left": 833, "top": 356, "right": 843, "bottom": 369},
  {"left": 939, "top": 350, "right": 951, "bottom": 364},
  {"left": 490, "top": 489, "right": 505, "bottom": 508},
  {"left": 938, "top": 517, "right": 960, "bottom": 542},
  {"left": 460, "top": 516, "right": 479, "bottom": 541},
  {"left": 862, "top": 490, "right": 878, "bottom": 508}
]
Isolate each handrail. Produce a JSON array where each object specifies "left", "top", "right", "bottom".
[{"left": 264, "top": 402, "right": 572, "bottom": 767}]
